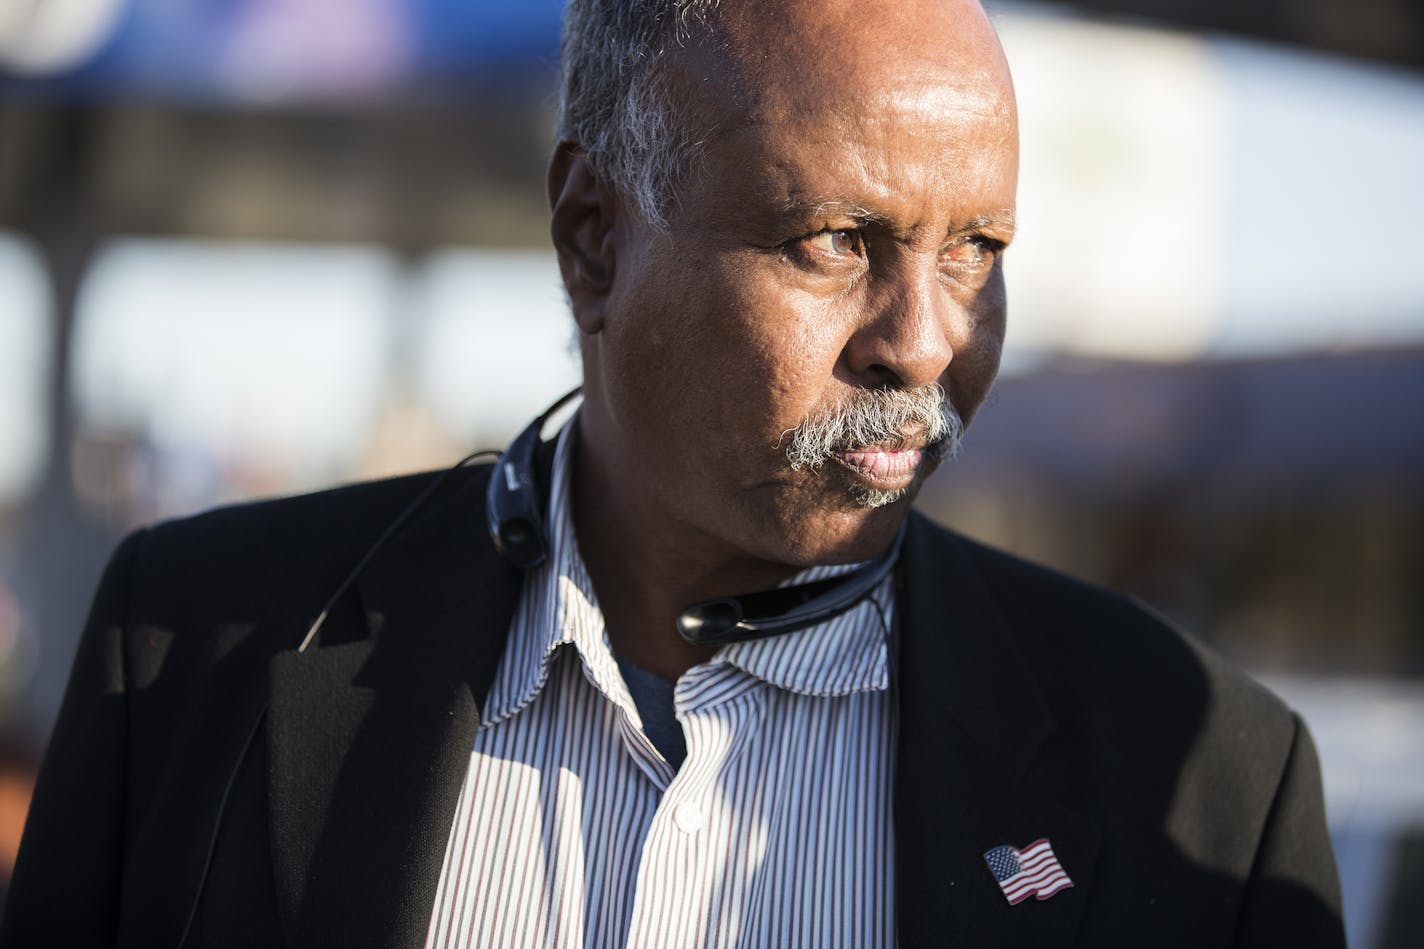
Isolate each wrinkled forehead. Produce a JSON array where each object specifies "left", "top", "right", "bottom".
[{"left": 671, "top": 0, "right": 1015, "bottom": 134}]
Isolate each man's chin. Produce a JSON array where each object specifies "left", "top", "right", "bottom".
[
  {"left": 741, "top": 455, "right": 926, "bottom": 568},
  {"left": 771, "top": 484, "right": 916, "bottom": 567},
  {"left": 846, "top": 482, "right": 911, "bottom": 510}
]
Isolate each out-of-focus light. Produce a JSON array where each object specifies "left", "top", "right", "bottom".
[
  {"left": 218, "top": 0, "right": 413, "bottom": 102},
  {"left": 0, "top": 233, "right": 51, "bottom": 506},
  {"left": 0, "top": 0, "right": 126, "bottom": 76}
]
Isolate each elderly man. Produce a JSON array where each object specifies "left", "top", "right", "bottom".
[{"left": 4, "top": 1, "right": 1343, "bottom": 947}]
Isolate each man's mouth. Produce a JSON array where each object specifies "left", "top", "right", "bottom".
[{"left": 830, "top": 445, "right": 925, "bottom": 490}]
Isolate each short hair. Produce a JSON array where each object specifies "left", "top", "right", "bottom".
[{"left": 556, "top": 0, "right": 723, "bottom": 231}]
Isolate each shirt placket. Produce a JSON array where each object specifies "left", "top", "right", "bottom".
[{"left": 623, "top": 663, "right": 764, "bottom": 949}]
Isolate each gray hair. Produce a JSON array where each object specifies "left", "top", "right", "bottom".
[{"left": 556, "top": 0, "right": 723, "bottom": 231}]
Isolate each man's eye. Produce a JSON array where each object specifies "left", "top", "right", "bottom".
[
  {"left": 944, "top": 235, "right": 1000, "bottom": 271},
  {"left": 807, "top": 228, "right": 863, "bottom": 257}
]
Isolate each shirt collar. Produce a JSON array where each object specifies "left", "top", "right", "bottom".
[
  {"left": 719, "top": 564, "right": 892, "bottom": 697},
  {"left": 481, "top": 420, "right": 633, "bottom": 726},
  {"left": 481, "top": 419, "right": 894, "bottom": 726}
]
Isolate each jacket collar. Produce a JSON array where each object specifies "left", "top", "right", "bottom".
[{"left": 895, "top": 511, "right": 1099, "bottom": 946}]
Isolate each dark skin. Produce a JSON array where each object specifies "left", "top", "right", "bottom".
[{"left": 548, "top": 0, "right": 1019, "bottom": 679}]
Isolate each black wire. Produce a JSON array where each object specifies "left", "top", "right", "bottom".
[
  {"left": 174, "top": 707, "right": 265, "bottom": 949},
  {"left": 296, "top": 448, "right": 501, "bottom": 653}
]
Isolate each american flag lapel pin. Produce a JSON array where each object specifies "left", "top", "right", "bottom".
[{"left": 983, "top": 838, "right": 1074, "bottom": 904}]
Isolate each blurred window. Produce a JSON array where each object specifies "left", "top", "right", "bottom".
[
  {"left": 71, "top": 238, "right": 397, "bottom": 513},
  {"left": 993, "top": 7, "right": 1424, "bottom": 365},
  {"left": 413, "top": 248, "right": 581, "bottom": 445},
  {"left": 0, "top": 233, "right": 52, "bottom": 506}
]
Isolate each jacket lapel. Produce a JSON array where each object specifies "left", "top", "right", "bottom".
[
  {"left": 266, "top": 466, "right": 522, "bottom": 948},
  {"left": 896, "top": 514, "right": 1099, "bottom": 948}
]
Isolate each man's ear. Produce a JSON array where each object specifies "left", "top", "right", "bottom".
[{"left": 548, "top": 141, "right": 618, "bottom": 335}]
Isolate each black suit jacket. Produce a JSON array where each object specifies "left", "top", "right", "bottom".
[{"left": 2, "top": 465, "right": 1344, "bottom": 947}]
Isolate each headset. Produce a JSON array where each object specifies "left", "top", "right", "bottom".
[
  {"left": 487, "top": 388, "right": 904, "bottom": 647},
  {"left": 177, "top": 387, "right": 900, "bottom": 946}
]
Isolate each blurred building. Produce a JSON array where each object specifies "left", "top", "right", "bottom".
[{"left": 0, "top": 0, "right": 1421, "bottom": 940}]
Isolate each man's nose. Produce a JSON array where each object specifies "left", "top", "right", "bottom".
[{"left": 841, "top": 260, "right": 957, "bottom": 389}]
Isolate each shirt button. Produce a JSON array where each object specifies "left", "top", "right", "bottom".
[{"left": 673, "top": 800, "right": 705, "bottom": 833}]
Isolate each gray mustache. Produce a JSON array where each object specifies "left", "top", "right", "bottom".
[{"left": 783, "top": 383, "right": 964, "bottom": 470}]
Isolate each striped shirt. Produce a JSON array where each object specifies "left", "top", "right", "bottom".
[{"left": 425, "top": 425, "right": 897, "bottom": 948}]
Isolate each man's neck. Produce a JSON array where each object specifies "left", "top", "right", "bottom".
[{"left": 569, "top": 435, "right": 797, "bottom": 680}]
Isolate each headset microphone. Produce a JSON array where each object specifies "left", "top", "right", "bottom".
[{"left": 675, "top": 528, "right": 902, "bottom": 645}]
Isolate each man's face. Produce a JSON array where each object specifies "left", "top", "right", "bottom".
[{"left": 573, "top": 0, "right": 1018, "bottom": 573}]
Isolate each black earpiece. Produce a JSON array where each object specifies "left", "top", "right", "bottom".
[{"left": 486, "top": 387, "right": 582, "bottom": 569}]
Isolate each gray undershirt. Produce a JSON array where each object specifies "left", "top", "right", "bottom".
[{"left": 616, "top": 657, "right": 688, "bottom": 770}]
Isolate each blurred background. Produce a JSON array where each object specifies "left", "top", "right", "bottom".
[{"left": 0, "top": 0, "right": 1420, "bottom": 941}]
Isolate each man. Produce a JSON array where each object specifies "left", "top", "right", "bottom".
[{"left": 3, "top": 0, "right": 1344, "bottom": 947}]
